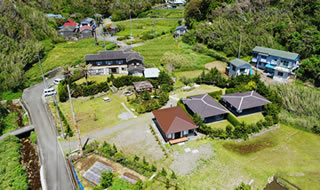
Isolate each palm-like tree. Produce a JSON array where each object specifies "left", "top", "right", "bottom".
[
  {"left": 79, "top": 63, "right": 92, "bottom": 86},
  {"left": 63, "top": 66, "right": 72, "bottom": 80}
]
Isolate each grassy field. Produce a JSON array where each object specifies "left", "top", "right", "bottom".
[
  {"left": 209, "top": 120, "right": 232, "bottom": 130},
  {"left": 115, "top": 19, "right": 179, "bottom": 38},
  {"left": 238, "top": 113, "right": 265, "bottom": 125},
  {"left": 134, "top": 35, "right": 214, "bottom": 69},
  {"left": 25, "top": 39, "right": 115, "bottom": 86},
  {"left": 141, "top": 8, "right": 184, "bottom": 18},
  {"left": 177, "top": 124, "right": 320, "bottom": 189},
  {"left": 52, "top": 93, "right": 128, "bottom": 135}
]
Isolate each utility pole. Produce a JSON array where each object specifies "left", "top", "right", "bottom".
[
  {"left": 67, "top": 84, "right": 83, "bottom": 155},
  {"left": 130, "top": 10, "right": 133, "bottom": 39},
  {"left": 37, "top": 55, "right": 47, "bottom": 89},
  {"left": 238, "top": 33, "right": 242, "bottom": 59},
  {"left": 54, "top": 94, "right": 64, "bottom": 139}
]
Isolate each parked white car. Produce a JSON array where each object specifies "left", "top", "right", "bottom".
[
  {"left": 54, "top": 78, "right": 63, "bottom": 85},
  {"left": 43, "top": 88, "right": 57, "bottom": 97}
]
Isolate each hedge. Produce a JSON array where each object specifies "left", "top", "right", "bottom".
[
  {"left": 208, "top": 90, "right": 223, "bottom": 99},
  {"left": 226, "top": 113, "right": 240, "bottom": 126}
]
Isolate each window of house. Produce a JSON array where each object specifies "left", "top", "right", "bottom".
[
  {"left": 122, "top": 67, "right": 126, "bottom": 71},
  {"left": 96, "top": 61, "right": 102, "bottom": 66},
  {"left": 277, "top": 71, "right": 284, "bottom": 76},
  {"left": 240, "top": 68, "right": 245, "bottom": 73},
  {"left": 137, "top": 63, "right": 140, "bottom": 65}
]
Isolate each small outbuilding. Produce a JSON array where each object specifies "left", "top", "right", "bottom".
[
  {"left": 227, "top": 58, "right": 253, "bottom": 77},
  {"left": 221, "top": 91, "right": 271, "bottom": 115},
  {"left": 174, "top": 25, "right": 187, "bottom": 38},
  {"left": 152, "top": 106, "right": 198, "bottom": 143},
  {"left": 182, "top": 94, "right": 229, "bottom": 123},
  {"left": 144, "top": 68, "right": 160, "bottom": 78},
  {"left": 133, "top": 81, "right": 153, "bottom": 92}
]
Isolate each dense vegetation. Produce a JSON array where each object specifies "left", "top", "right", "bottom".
[
  {"left": 276, "top": 84, "right": 320, "bottom": 134},
  {"left": 0, "top": 136, "right": 28, "bottom": 190},
  {"left": 184, "top": 0, "right": 320, "bottom": 86}
]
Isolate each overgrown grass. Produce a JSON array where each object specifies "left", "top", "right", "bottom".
[
  {"left": 25, "top": 39, "right": 115, "bottom": 87},
  {"left": 208, "top": 120, "right": 232, "bottom": 130},
  {"left": 179, "top": 124, "right": 320, "bottom": 189},
  {"left": 134, "top": 35, "right": 214, "bottom": 69},
  {"left": 0, "top": 91, "right": 22, "bottom": 101},
  {"left": 275, "top": 84, "right": 320, "bottom": 131},
  {"left": 139, "top": 8, "right": 184, "bottom": 18},
  {"left": 115, "top": 19, "right": 179, "bottom": 38},
  {"left": 2, "top": 112, "right": 20, "bottom": 135}
]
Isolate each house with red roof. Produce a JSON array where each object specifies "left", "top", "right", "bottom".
[
  {"left": 152, "top": 106, "right": 198, "bottom": 144},
  {"left": 63, "top": 19, "right": 77, "bottom": 27}
]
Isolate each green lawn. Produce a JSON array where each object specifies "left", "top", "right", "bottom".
[
  {"left": 134, "top": 35, "right": 214, "bottom": 69},
  {"left": 208, "top": 120, "right": 232, "bottom": 130},
  {"left": 115, "top": 19, "right": 179, "bottom": 38},
  {"left": 238, "top": 113, "right": 265, "bottom": 125},
  {"left": 178, "top": 124, "right": 320, "bottom": 189},
  {"left": 0, "top": 91, "right": 22, "bottom": 101},
  {"left": 25, "top": 39, "right": 115, "bottom": 86},
  {"left": 141, "top": 8, "right": 184, "bottom": 18},
  {"left": 51, "top": 93, "right": 128, "bottom": 135}
]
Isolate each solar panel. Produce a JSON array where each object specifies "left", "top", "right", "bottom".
[{"left": 83, "top": 161, "right": 114, "bottom": 185}]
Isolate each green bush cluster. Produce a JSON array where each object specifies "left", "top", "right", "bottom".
[
  {"left": 208, "top": 90, "right": 223, "bottom": 100},
  {"left": 0, "top": 136, "right": 28, "bottom": 190},
  {"left": 226, "top": 113, "right": 240, "bottom": 126},
  {"left": 29, "top": 131, "right": 37, "bottom": 144},
  {"left": 71, "top": 82, "right": 110, "bottom": 98},
  {"left": 191, "top": 44, "right": 227, "bottom": 62},
  {"left": 112, "top": 75, "right": 146, "bottom": 88},
  {"left": 194, "top": 68, "right": 228, "bottom": 88},
  {"left": 57, "top": 105, "right": 73, "bottom": 137},
  {"left": 97, "top": 141, "right": 156, "bottom": 177},
  {"left": 131, "top": 90, "right": 169, "bottom": 114}
]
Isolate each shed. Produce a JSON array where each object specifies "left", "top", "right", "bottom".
[
  {"left": 228, "top": 59, "right": 252, "bottom": 77},
  {"left": 144, "top": 68, "right": 160, "bottom": 78},
  {"left": 133, "top": 81, "right": 153, "bottom": 92}
]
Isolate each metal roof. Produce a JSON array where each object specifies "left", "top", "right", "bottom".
[
  {"left": 229, "top": 59, "right": 251, "bottom": 67},
  {"left": 85, "top": 51, "right": 143, "bottom": 62},
  {"left": 182, "top": 94, "right": 228, "bottom": 118},
  {"left": 253, "top": 46, "right": 299, "bottom": 60},
  {"left": 221, "top": 91, "right": 271, "bottom": 111},
  {"left": 152, "top": 106, "right": 198, "bottom": 135},
  {"left": 83, "top": 162, "right": 114, "bottom": 185},
  {"left": 144, "top": 68, "right": 160, "bottom": 78}
]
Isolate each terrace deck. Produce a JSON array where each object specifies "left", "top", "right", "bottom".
[{"left": 169, "top": 137, "right": 188, "bottom": 145}]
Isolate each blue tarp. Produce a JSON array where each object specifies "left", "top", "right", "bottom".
[
  {"left": 265, "top": 64, "right": 275, "bottom": 69},
  {"left": 250, "top": 68, "right": 254, "bottom": 75}
]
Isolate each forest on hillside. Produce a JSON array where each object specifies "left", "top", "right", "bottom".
[
  {"left": 184, "top": 0, "right": 320, "bottom": 86},
  {"left": 0, "top": 0, "right": 163, "bottom": 95}
]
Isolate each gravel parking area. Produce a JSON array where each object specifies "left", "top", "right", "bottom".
[{"left": 170, "top": 143, "right": 215, "bottom": 175}]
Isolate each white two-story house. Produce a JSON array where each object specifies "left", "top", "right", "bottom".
[{"left": 251, "top": 46, "right": 300, "bottom": 81}]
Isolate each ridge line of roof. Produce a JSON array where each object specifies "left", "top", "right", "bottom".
[
  {"left": 238, "top": 97, "right": 244, "bottom": 110},
  {"left": 186, "top": 94, "right": 228, "bottom": 113}
]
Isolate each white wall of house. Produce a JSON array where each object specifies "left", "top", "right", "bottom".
[
  {"left": 273, "top": 70, "right": 289, "bottom": 81},
  {"left": 229, "top": 65, "right": 251, "bottom": 77},
  {"left": 89, "top": 65, "right": 128, "bottom": 75}
]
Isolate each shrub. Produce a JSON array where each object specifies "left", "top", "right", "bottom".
[
  {"left": 312, "top": 125, "right": 320, "bottom": 134},
  {"left": 208, "top": 90, "right": 223, "bottom": 99},
  {"left": 226, "top": 113, "right": 240, "bottom": 126},
  {"left": 30, "top": 131, "right": 37, "bottom": 144}
]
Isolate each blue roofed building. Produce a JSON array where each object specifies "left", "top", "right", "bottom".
[{"left": 251, "top": 46, "right": 300, "bottom": 81}]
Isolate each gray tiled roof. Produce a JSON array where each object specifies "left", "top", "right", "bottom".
[
  {"left": 221, "top": 91, "right": 271, "bottom": 110},
  {"left": 85, "top": 51, "right": 143, "bottom": 62},
  {"left": 182, "top": 94, "right": 228, "bottom": 118},
  {"left": 253, "top": 46, "right": 299, "bottom": 60},
  {"left": 229, "top": 59, "right": 250, "bottom": 67}
]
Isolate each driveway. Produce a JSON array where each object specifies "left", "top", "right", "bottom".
[{"left": 23, "top": 78, "right": 74, "bottom": 190}]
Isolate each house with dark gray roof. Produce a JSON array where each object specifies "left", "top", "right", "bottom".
[
  {"left": 85, "top": 51, "right": 144, "bottom": 76},
  {"left": 221, "top": 91, "right": 271, "bottom": 115},
  {"left": 227, "top": 59, "right": 253, "bottom": 77},
  {"left": 251, "top": 46, "right": 300, "bottom": 81},
  {"left": 182, "top": 94, "right": 229, "bottom": 123},
  {"left": 175, "top": 25, "right": 187, "bottom": 38}
]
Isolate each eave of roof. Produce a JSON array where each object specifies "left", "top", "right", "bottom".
[
  {"left": 253, "top": 46, "right": 299, "bottom": 60},
  {"left": 221, "top": 91, "right": 271, "bottom": 110}
]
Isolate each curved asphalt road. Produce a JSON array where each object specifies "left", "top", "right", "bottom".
[{"left": 23, "top": 78, "right": 74, "bottom": 190}]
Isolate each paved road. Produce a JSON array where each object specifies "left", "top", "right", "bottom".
[{"left": 23, "top": 78, "right": 74, "bottom": 190}]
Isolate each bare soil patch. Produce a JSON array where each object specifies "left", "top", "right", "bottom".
[
  {"left": 205, "top": 61, "right": 228, "bottom": 77},
  {"left": 223, "top": 136, "right": 277, "bottom": 155}
]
